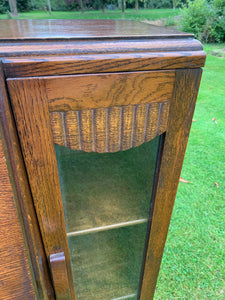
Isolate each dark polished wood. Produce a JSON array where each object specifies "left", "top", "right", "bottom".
[
  {"left": 0, "top": 20, "right": 193, "bottom": 40},
  {"left": 0, "top": 65, "right": 54, "bottom": 299},
  {"left": 0, "top": 133, "right": 35, "bottom": 300},
  {"left": 0, "top": 38, "right": 204, "bottom": 59},
  {"left": 139, "top": 68, "right": 202, "bottom": 300},
  {"left": 50, "top": 102, "right": 170, "bottom": 153},
  {"left": 7, "top": 77, "right": 76, "bottom": 300},
  {"left": 3, "top": 51, "right": 206, "bottom": 78},
  {"left": 50, "top": 251, "right": 70, "bottom": 300},
  {"left": 45, "top": 71, "right": 174, "bottom": 111},
  {"left": 0, "top": 20, "right": 205, "bottom": 300}
]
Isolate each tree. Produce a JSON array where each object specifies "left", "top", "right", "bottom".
[
  {"left": 46, "top": 0, "right": 51, "bottom": 14},
  {"left": 122, "top": 0, "right": 125, "bottom": 13},
  {"left": 79, "top": 0, "right": 84, "bottom": 13},
  {"left": 8, "top": 0, "right": 18, "bottom": 16},
  {"left": 102, "top": 0, "right": 106, "bottom": 13},
  {"left": 101, "top": 0, "right": 110, "bottom": 13},
  {"left": 173, "top": 0, "right": 182, "bottom": 9},
  {"left": 30, "top": 0, "right": 34, "bottom": 8},
  {"left": 135, "top": 0, "right": 138, "bottom": 11}
]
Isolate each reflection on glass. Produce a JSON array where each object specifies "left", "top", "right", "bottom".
[{"left": 55, "top": 136, "right": 159, "bottom": 300}]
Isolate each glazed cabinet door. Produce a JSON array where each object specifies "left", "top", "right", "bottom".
[{"left": 6, "top": 69, "right": 202, "bottom": 300}]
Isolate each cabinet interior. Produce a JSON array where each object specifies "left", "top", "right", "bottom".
[{"left": 55, "top": 136, "right": 160, "bottom": 299}]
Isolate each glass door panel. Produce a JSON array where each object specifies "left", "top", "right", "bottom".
[{"left": 55, "top": 136, "right": 160, "bottom": 300}]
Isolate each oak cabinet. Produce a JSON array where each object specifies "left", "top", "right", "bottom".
[{"left": 0, "top": 20, "right": 205, "bottom": 300}]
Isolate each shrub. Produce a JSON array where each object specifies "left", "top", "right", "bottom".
[
  {"left": 0, "top": 0, "right": 9, "bottom": 14},
  {"left": 179, "top": 0, "right": 225, "bottom": 42},
  {"left": 17, "top": 0, "right": 31, "bottom": 12}
]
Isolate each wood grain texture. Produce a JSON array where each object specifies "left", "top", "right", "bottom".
[
  {"left": 50, "top": 102, "right": 170, "bottom": 153},
  {"left": 0, "top": 20, "right": 204, "bottom": 74},
  {"left": 0, "top": 20, "right": 206, "bottom": 300},
  {"left": 7, "top": 78, "right": 76, "bottom": 299},
  {"left": 0, "top": 135, "right": 35, "bottom": 300},
  {"left": 0, "top": 37, "right": 204, "bottom": 59},
  {"left": 1, "top": 20, "right": 205, "bottom": 81},
  {"left": 0, "top": 20, "right": 193, "bottom": 40},
  {"left": 0, "top": 65, "right": 54, "bottom": 299},
  {"left": 45, "top": 71, "right": 174, "bottom": 112},
  {"left": 139, "top": 68, "right": 203, "bottom": 300},
  {"left": 3, "top": 51, "right": 206, "bottom": 78}
]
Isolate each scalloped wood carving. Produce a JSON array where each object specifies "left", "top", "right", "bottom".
[{"left": 50, "top": 102, "right": 169, "bottom": 153}]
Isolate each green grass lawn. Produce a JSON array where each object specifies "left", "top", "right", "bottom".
[
  {"left": 0, "top": 8, "right": 179, "bottom": 21},
  {"left": 155, "top": 44, "right": 225, "bottom": 299}
]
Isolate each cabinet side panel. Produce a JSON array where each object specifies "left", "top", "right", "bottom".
[
  {"left": 0, "top": 65, "right": 54, "bottom": 299},
  {"left": 0, "top": 136, "right": 36, "bottom": 300},
  {"left": 6, "top": 77, "right": 76, "bottom": 299}
]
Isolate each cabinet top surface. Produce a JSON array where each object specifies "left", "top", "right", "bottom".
[{"left": 0, "top": 19, "right": 192, "bottom": 41}]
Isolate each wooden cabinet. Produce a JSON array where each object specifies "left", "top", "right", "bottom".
[{"left": 0, "top": 20, "right": 206, "bottom": 299}]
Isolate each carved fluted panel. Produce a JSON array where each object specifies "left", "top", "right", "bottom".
[{"left": 50, "top": 102, "right": 169, "bottom": 153}]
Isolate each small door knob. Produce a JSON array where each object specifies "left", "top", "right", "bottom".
[{"left": 50, "top": 251, "right": 71, "bottom": 299}]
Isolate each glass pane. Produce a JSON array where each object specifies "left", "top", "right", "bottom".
[{"left": 55, "top": 136, "right": 160, "bottom": 300}]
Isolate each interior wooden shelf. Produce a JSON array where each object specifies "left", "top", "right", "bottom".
[
  {"left": 55, "top": 136, "right": 159, "bottom": 234},
  {"left": 111, "top": 293, "right": 137, "bottom": 300},
  {"left": 67, "top": 218, "right": 148, "bottom": 237}
]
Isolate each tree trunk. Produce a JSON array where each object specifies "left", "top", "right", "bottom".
[
  {"left": 46, "top": 0, "right": 51, "bottom": 15},
  {"left": 135, "top": 0, "right": 138, "bottom": 12},
  {"left": 122, "top": 0, "right": 125, "bottom": 13},
  {"left": 101, "top": 0, "right": 105, "bottom": 13},
  {"left": 8, "top": 0, "right": 18, "bottom": 16},
  {"left": 173, "top": 0, "right": 180, "bottom": 9},
  {"left": 80, "top": 0, "right": 85, "bottom": 13}
]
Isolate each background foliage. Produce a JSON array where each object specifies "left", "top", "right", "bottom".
[
  {"left": 0, "top": 0, "right": 187, "bottom": 13},
  {"left": 0, "top": 0, "right": 31, "bottom": 13},
  {"left": 1, "top": 0, "right": 224, "bottom": 43},
  {"left": 179, "top": 0, "right": 225, "bottom": 42}
]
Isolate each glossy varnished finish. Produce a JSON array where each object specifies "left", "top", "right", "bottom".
[
  {"left": 0, "top": 38, "right": 205, "bottom": 59},
  {"left": 50, "top": 102, "right": 169, "bottom": 153},
  {"left": 45, "top": 71, "right": 174, "bottom": 111},
  {"left": 6, "top": 70, "right": 172, "bottom": 298},
  {"left": 7, "top": 78, "right": 76, "bottom": 299},
  {"left": 139, "top": 68, "right": 202, "bottom": 299},
  {"left": 0, "top": 20, "right": 206, "bottom": 80},
  {"left": 50, "top": 252, "right": 70, "bottom": 299},
  {"left": 0, "top": 20, "right": 193, "bottom": 40},
  {"left": 0, "top": 20, "right": 205, "bottom": 77},
  {"left": 0, "top": 133, "right": 35, "bottom": 300},
  {"left": 0, "top": 66, "right": 54, "bottom": 299},
  {"left": 3, "top": 51, "right": 206, "bottom": 78},
  {"left": 0, "top": 20, "right": 206, "bottom": 300}
]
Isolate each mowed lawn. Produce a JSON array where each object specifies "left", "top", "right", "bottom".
[
  {"left": 155, "top": 44, "right": 225, "bottom": 299},
  {"left": 0, "top": 9, "right": 224, "bottom": 299},
  {"left": 0, "top": 8, "right": 179, "bottom": 21}
]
